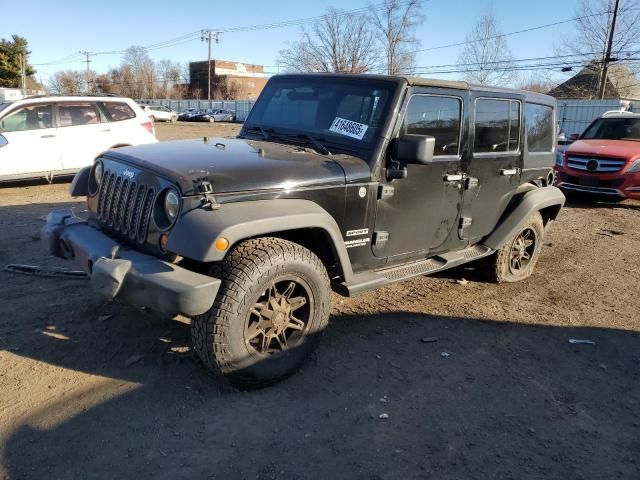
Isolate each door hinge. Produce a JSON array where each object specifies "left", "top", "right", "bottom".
[
  {"left": 458, "top": 217, "right": 472, "bottom": 238},
  {"left": 373, "top": 231, "right": 389, "bottom": 246},
  {"left": 378, "top": 185, "right": 395, "bottom": 199}
]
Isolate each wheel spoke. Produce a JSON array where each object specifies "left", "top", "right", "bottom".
[
  {"left": 282, "top": 281, "right": 296, "bottom": 299},
  {"left": 523, "top": 239, "right": 534, "bottom": 248},
  {"left": 288, "top": 296, "right": 307, "bottom": 312},
  {"left": 522, "top": 252, "right": 531, "bottom": 260},
  {"left": 286, "top": 316, "right": 305, "bottom": 331},
  {"left": 261, "top": 333, "right": 272, "bottom": 352},
  {"left": 276, "top": 332, "right": 288, "bottom": 350},
  {"left": 246, "top": 321, "right": 264, "bottom": 340}
]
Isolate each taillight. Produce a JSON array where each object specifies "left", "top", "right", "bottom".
[{"left": 141, "top": 121, "right": 155, "bottom": 136}]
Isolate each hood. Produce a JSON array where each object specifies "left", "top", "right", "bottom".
[
  {"left": 103, "top": 137, "right": 369, "bottom": 195},
  {"left": 567, "top": 139, "right": 640, "bottom": 160}
]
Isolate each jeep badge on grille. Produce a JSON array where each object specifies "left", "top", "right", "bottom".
[{"left": 123, "top": 169, "right": 135, "bottom": 179}]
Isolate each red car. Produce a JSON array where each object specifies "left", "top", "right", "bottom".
[{"left": 555, "top": 111, "right": 640, "bottom": 200}]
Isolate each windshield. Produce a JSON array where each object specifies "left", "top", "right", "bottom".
[
  {"left": 581, "top": 117, "right": 640, "bottom": 141},
  {"left": 244, "top": 76, "right": 397, "bottom": 151}
]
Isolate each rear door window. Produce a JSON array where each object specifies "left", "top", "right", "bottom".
[
  {"left": 0, "top": 104, "right": 54, "bottom": 132},
  {"left": 58, "top": 102, "right": 102, "bottom": 127},
  {"left": 401, "top": 95, "right": 462, "bottom": 156},
  {"left": 100, "top": 102, "right": 136, "bottom": 122},
  {"left": 474, "top": 99, "right": 521, "bottom": 153},
  {"left": 525, "top": 103, "right": 554, "bottom": 152}
]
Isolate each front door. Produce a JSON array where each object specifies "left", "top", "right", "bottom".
[
  {"left": 0, "top": 103, "right": 60, "bottom": 178},
  {"left": 373, "top": 90, "right": 467, "bottom": 260},
  {"left": 461, "top": 95, "right": 523, "bottom": 241}
]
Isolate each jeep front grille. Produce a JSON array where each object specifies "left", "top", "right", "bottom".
[
  {"left": 97, "top": 170, "right": 155, "bottom": 243},
  {"left": 567, "top": 156, "right": 625, "bottom": 173}
]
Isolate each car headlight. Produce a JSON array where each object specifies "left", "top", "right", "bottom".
[
  {"left": 94, "top": 161, "right": 103, "bottom": 185},
  {"left": 628, "top": 159, "right": 640, "bottom": 173},
  {"left": 163, "top": 189, "right": 180, "bottom": 223}
]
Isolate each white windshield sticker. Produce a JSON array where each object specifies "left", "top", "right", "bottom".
[{"left": 329, "top": 117, "right": 369, "bottom": 140}]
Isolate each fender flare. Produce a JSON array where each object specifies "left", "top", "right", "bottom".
[
  {"left": 69, "top": 166, "right": 91, "bottom": 197},
  {"left": 166, "top": 199, "right": 354, "bottom": 282},
  {"left": 482, "top": 186, "right": 565, "bottom": 250}
]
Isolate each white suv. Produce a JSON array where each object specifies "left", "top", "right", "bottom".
[
  {"left": 0, "top": 96, "right": 157, "bottom": 182},
  {"left": 140, "top": 105, "right": 178, "bottom": 122}
]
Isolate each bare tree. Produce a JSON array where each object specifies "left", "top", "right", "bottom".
[
  {"left": 48, "top": 70, "right": 85, "bottom": 94},
  {"left": 122, "top": 46, "right": 155, "bottom": 98},
  {"left": 368, "top": 0, "right": 425, "bottom": 74},
  {"left": 515, "top": 72, "right": 558, "bottom": 94},
  {"left": 558, "top": 0, "right": 640, "bottom": 62},
  {"left": 156, "top": 59, "right": 182, "bottom": 99},
  {"left": 456, "top": 10, "right": 516, "bottom": 86},
  {"left": 279, "top": 7, "right": 380, "bottom": 73}
]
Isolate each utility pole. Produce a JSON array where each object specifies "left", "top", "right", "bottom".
[
  {"left": 201, "top": 30, "right": 221, "bottom": 101},
  {"left": 79, "top": 51, "right": 93, "bottom": 94},
  {"left": 597, "top": 0, "right": 621, "bottom": 100},
  {"left": 19, "top": 54, "right": 26, "bottom": 96}
]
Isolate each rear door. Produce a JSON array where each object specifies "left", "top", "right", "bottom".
[
  {"left": 0, "top": 103, "right": 60, "bottom": 178},
  {"left": 460, "top": 95, "right": 523, "bottom": 241},
  {"left": 57, "top": 101, "right": 111, "bottom": 171}
]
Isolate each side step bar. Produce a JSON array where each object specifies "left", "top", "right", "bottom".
[{"left": 339, "top": 245, "right": 493, "bottom": 296}]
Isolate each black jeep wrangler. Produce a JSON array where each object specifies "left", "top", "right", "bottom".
[{"left": 43, "top": 74, "right": 565, "bottom": 387}]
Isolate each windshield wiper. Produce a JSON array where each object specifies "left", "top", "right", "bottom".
[
  {"left": 295, "top": 133, "right": 332, "bottom": 156},
  {"left": 244, "top": 125, "right": 271, "bottom": 140}
]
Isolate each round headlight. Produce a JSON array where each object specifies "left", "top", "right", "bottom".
[
  {"left": 94, "top": 161, "right": 103, "bottom": 185},
  {"left": 164, "top": 190, "right": 180, "bottom": 223}
]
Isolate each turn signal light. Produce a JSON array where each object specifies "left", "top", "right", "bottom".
[
  {"left": 215, "top": 237, "right": 229, "bottom": 252},
  {"left": 159, "top": 233, "right": 169, "bottom": 251}
]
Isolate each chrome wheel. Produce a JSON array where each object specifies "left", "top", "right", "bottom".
[
  {"left": 245, "top": 276, "right": 313, "bottom": 355},
  {"left": 509, "top": 227, "right": 537, "bottom": 274}
]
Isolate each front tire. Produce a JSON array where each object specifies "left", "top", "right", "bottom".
[
  {"left": 191, "top": 237, "right": 331, "bottom": 388},
  {"left": 486, "top": 212, "right": 545, "bottom": 283}
]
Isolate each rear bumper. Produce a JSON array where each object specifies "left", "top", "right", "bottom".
[{"left": 41, "top": 209, "right": 220, "bottom": 316}]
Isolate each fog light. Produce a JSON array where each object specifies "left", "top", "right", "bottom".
[
  {"left": 215, "top": 237, "right": 229, "bottom": 252},
  {"left": 159, "top": 233, "right": 169, "bottom": 251}
]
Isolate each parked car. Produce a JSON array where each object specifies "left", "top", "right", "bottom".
[
  {"left": 42, "top": 74, "right": 564, "bottom": 387},
  {"left": 555, "top": 110, "right": 640, "bottom": 200},
  {"left": 177, "top": 109, "right": 202, "bottom": 121},
  {"left": 140, "top": 105, "right": 178, "bottom": 122},
  {"left": 0, "top": 95, "right": 156, "bottom": 182},
  {"left": 182, "top": 109, "right": 236, "bottom": 122}
]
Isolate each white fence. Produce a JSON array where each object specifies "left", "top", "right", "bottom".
[
  {"left": 138, "top": 99, "right": 256, "bottom": 122},
  {"left": 557, "top": 99, "right": 640, "bottom": 137}
]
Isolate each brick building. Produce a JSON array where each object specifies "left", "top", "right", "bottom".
[{"left": 189, "top": 60, "right": 268, "bottom": 100}]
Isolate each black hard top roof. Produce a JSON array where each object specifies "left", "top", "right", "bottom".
[{"left": 272, "top": 73, "right": 556, "bottom": 105}]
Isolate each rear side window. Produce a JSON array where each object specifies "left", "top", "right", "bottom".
[
  {"left": 101, "top": 102, "right": 136, "bottom": 122},
  {"left": 0, "top": 104, "right": 53, "bottom": 132},
  {"left": 525, "top": 103, "right": 554, "bottom": 152},
  {"left": 474, "top": 99, "right": 520, "bottom": 154},
  {"left": 58, "top": 102, "right": 101, "bottom": 127},
  {"left": 402, "top": 95, "right": 462, "bottom": 156}
]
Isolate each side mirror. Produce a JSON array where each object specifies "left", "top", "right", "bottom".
[
  {"left": 569, "top": 133, "right": 580, "bottom": 141},
  {"left": 395, "top": 134, "right": 436, "bottom": 165},
  {"left": 0, "top": 134, "right": 7, "bottom": 148}
]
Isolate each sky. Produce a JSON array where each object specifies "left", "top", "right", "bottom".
[{"left": 4, "top": 0, "right": 583, "bottom": 85}]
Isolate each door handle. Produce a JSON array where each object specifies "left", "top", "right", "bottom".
[
  {"left": 443, "top": 174, "right": 464, "bottom": 182},
  {"left": 40, "top": 134, "right": 56, "bottom": 138},
  {"left": 500, "top": 168, "right": 520, "bottom": 176}
]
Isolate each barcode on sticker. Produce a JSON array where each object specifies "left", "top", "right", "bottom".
[{"left": 329, "top": 117, "right": 369, "bottom": 140}]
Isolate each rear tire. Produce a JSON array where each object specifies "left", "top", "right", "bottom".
[
  {"left": 191, "top": 237, "right": 331, "bottom": 388},
  {"left": 486, "top": 212, "right": 545, "bottom": 283}
]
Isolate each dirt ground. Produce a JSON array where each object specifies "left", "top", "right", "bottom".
[{"left": 0, "top": 122, "right": 639, "bottom": 480}]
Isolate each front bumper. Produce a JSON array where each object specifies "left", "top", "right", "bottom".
[
  {"left": 41, "top": 209, "right": 220, "bottom": 316},
  {"left": 555, "top": 167, "right": 640, "bottom": 199}
]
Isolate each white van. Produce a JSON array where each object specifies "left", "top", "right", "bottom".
[{"left": 0, "top": 96, "right": 157, "bottom": 182}]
